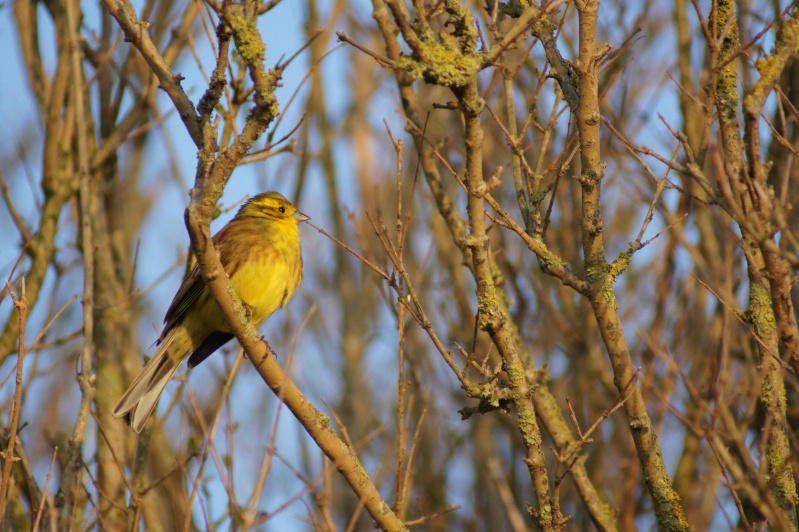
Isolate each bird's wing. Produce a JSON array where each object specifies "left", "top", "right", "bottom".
[
  {"left": 160, "top": 263, "right": 205, "bottom": 342},
  {"left": 187, "top": 331, "right": 235, "bottom": 367},
  {"left": 159, "top": 225, "right": 238, "bottom": 341}
]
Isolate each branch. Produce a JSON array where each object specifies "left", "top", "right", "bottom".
[
  {"left": 177, "top": 5, "right": 405, "bottom": 530},
  {"left": 571, "top": 0, "right": 689, "bottom": 528},
  {"left": 184, "top": 200, "right": 406, "bottom": 531},
  {"left": 101, "top": 0, "right": 203, "bottom": 146},
  {"left": 0, "top": 282, "right": 28, "bottom": 520}
]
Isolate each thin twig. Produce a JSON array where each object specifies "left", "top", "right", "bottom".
[
  {"left": 337, "top": 31, "right": 396, "bottom": 68},
  {"left": 0, "top": 280, "right": 28, "bottom": 519},
  {"left": 307, "top": 222, "right": 391, "bottom": 282},
  {"left": 31, "top": 446, "right": 59, "bottom": 532},
  {"left": 59, "top": 1, "right": 97, "bottom": 526}
]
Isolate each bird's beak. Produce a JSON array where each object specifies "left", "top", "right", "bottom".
[{"left": 294, "top": 211, "right": 310, "bottom": 223}]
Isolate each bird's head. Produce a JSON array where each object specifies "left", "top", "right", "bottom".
[{"left": 236, "top": 191, "right": 309, "bottom": 224}]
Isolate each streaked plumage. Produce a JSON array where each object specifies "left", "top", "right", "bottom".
[{"left": 113, "top": 192, "right": 308, "bottom": 433}]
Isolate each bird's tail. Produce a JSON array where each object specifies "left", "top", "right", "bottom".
[{"left": 112, "top": 334, "right": 183, "bottom": 433}]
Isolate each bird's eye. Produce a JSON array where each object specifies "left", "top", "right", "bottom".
[{"left": 278, "top": 206, "right": 286, "bottom": 214}]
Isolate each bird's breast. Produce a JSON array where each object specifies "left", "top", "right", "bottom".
[{"left": 228, "top": 237, "right": 302, "bottom": 325}]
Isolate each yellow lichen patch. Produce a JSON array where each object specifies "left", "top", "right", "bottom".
[
  {"left": 396, "top": 40, "right": 482, "bottom": 88},
  {"left": 443, "top": 0, "right": 479, "bottom": 54},
  {"left": 608, "top": 250, "right": 632, "bottom": 279},
  {"left": 229, "top": 16, "right": 266, "bottom": 65},
  {"left": 744, "top": 12, "right": 799, "bottom": 114},
  {"left": 747, "top": 280, "right": 777, "bottom": 338}
]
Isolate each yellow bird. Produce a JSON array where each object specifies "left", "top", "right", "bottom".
[{"left": 113, "top": 192, "right": 308, "bottom": 433}]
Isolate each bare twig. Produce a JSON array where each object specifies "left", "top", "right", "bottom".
[
  {"left": 337, "top": 31, "right": 396, "bottom": 68},
  {"left": 59, "top": 1, "right": 97, "bottom": 526},
  {"left": 0, "top": 280, "right": 29, "bottom": 519},
  {"left": 101, "top": 0, "right": 203, "bottom": 145},
  {"left": 31, "top": 446, "right": 59, "bottom": 532}
]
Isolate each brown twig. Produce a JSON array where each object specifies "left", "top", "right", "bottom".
[
  {"left": 101, "top": 0, "right": 203, "bottom": 145},
  {"left": 337, "top": 31, "right": 396, "bottom": 68},
  {"left": 177, "top": 5, "right": 405, "bottom": 528},
  {"left": 183, "top": 353, "right": 245, "bottom": 529},
  {"left": 31, "top": 446, "right": 59, "bottom": 531},
  {"left": 0, "top": 280, "right": 29, "bottom": 519},
  {"left": 403, "top": 504, "right": 462, "bottom": 527},
  {"left": 307, "top": 222, "right": 391, "bottom": 282},
  {"left": 59, "top": 0, "right": 98, "bottom": 526},
  {"left": 556, "top": 369, "right": 640, "bottom": 485}
]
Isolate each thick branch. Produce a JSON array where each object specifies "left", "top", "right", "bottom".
[
  {"left": 184, "top": 195, "right": 405, "bottom": 531},
  {"left": 572, "top": 1, "right": 689, "bottom": 529},
  {"left": 174, "top": 5, "right": 404, "bottom": 529},
  {"left": 457, "top": 78, "right": 557, "bottom": 530}
]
